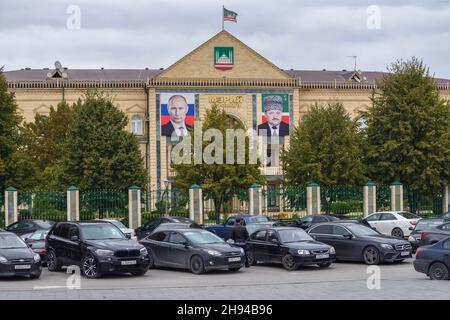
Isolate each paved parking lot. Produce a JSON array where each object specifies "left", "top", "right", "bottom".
[{"left": 0, "top": 258, "right": 449, "bottom": 300}]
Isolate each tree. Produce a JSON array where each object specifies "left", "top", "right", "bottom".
[
  {"left": 172, "top": 105, "right": 263, "bottom": 219},
  {"left": 59, "top": 91, "right": 148, "bottom": 190},
  {"left": 0, "top": 68, "right": 23, "bottom": 190},
  {"left": 281, "top": 102, "right": 365, "bottom": 186},
  {"left": 362, "top": 58, "right": 450, "bottom": 193}
]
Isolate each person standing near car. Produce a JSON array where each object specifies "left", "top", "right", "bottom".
[{"left": 230, "top": 218, "right": 250, "bottom": 268}]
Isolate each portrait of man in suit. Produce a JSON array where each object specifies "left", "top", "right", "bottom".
[
  {"left": 161, "top": 94, "right": 192, "bottom": 137},
  {"left": 257, "top": 95, "right": 290, "bottom": 137}
]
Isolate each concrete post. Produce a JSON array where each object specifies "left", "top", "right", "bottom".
[
  {"left": 128, "top": 185, "right": 141, "bottom": 229},
  {"left": 189, "top": 184, "right": 203, "bottom": 225},
  {"left": 4, "top": 187, "right": 18, "bottom": 226},
  {"left": 67, "top": 186, "right": 79, "bottom": 221},
  {"left": 390, "top": 181, "right": 403, "bottom": 212},
  {"left": 307, "top": 182, "right": 321, "bottom": 215},
  {"left": 443, "top": 186, "right": 449, "bottom": 213},
  {"left": 249, "top": 184, "right": 262, "bottom": 216},
  {"left": 363, "top": 182, "right": 377, "bottom": 217}
]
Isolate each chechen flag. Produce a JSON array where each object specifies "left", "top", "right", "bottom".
[{"left": 223, "top": 8, "right": 238, "bottom": 22}]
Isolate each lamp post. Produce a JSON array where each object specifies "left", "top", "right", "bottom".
[{"left": 164, "top": 178, "right": 169, "bottom": 216}]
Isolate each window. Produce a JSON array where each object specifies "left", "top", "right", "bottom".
[
  {"left": 226, "top": 218, "right": 236, "bottom": 226},
  {"left": 309, "top": 225, "right": 333, "bottom": 235},
  {"left": 56, "top": 223, "right": 70, "bottom": 239},
  {"left": 443, "top": 240, "right": 450, "bottom": 250},
  {"left": 332, "top": 226, "right": 349, "bottom": 236},
  {"left": 131, "top": 115, "right": 142, "bottom": 135},
  {"left": 169, "top": 232, "right": 186, "bottom": 244},
  {"left": 397, "top": 212, "right": 419, "bottom": 219},
  {"left": 16, "top": 221, "right": 34, "bottom": 229},
  {"left": 300, "top": 216, "right": 314, "bottom": 224},
  {"left": 68, "top": 226, "right": 80, "bottom": 239},
  {"left": 314, "top": 216, "right": 328, "bottom": 223},
  {"left": 267, "top": 230, "right": 278, "bottom": 243},
  {"left": 367, "top": 214, "right": 381, "bottom": 222},
  {"left": 253, "top": 230, "right": 267, "bottom": 241},
  {"left": 149, "top": 232, "right": 169, "bottom": 242},
  {"left": 439, "top": 223, "right": 450, "bottom": 231},
  {"left": 380, "top": 214, "right": 397, "bottom": 221}
]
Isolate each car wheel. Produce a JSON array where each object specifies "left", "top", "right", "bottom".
[
  {"left": 317, "top": 262, "right": 332, "bottom": 268},
  {"left": 429, "top": 262, "right": 450, "bottom": 280},
  {"left": 391, "top": 228, "right": 404, "bottom": 238},
  {"left": 190, "top": 255, "right": 205, "bottom": 274},
  {"left": 46, "top": 249, "right": 61, "bottom": 272},
  {"left": 282, "top": 254, "right": 297, "bottom": 271},
  {"left": 363, "top": 246, "right": 380, "bottom": 265},
  {"left": 82, "top": 254, "right": 101, "bottom": 279},
  {"left": 229, "top": 267, "right": 241, "bottom": 272},
  {"left": 246, "top": 251, "right": 257, "bottom": 266}
]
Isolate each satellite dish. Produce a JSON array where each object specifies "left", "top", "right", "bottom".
[{"left": 55, "top": 61, "right": 62, "bottom": 70}]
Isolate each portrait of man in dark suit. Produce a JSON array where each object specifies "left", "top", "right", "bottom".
[
  {"left": 161, "top": 94, "right": 192, "bottom": 137},
  {"left": 257, "top": 95, "right": 290, "bottom": 137}
]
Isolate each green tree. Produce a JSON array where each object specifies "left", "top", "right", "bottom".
[
  {"left": 0, "top": 69, "right": 23, "bottom": 190},
  {"left": 59, "top": 91, "right": 148, "bottom": 190},
  {"left": 172, "top": 105, "right": 263, "bottom": 219},
  {"left": 281, "top": 102, "right": 365, "bottom": 186},
  {"left": 362, "top": 58, "right": 450, "bottom": 193}
]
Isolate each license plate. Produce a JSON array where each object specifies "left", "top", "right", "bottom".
[
  {"left": 401, "top": 251, "right": 410, "bottom": 256},
  {"left": 228, "top": 257, "right": 241, "bottom": 262},
  {"left": 121, "top": 260, "right": 137, "bottom": 265},
  {"left": 15, "top": 265, "right": 31, "bottom": 270},
  {"left": 316, "top": 254, "right": 329, "bottom": 259}
]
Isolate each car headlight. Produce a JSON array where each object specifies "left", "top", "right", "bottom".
[
  {"left": 0, "top": 255, "right": 8, "bottom": 263},
  {"left": 381, "top": 244, "right": 394, "bottom": 250},
  {"left": 95, "top": 249, "right": 114, "bottom": 256},
  {"left": 204, "top": 249, "right": 222, "bottom": 256},
  {"left": 140, "top": 247, "right": 148, "bottom": 255},
  {"left": 329, "top": 247, "right": 336, "bottom": 254},
  {"left": 239, "top": 247, "right": 245, "bottom": 255},
  {"left": 297, "top": 250, "right": 310, "bottom": 255},
  {"left": 33, "top": 253, "right": 41, "bottom": 262}
]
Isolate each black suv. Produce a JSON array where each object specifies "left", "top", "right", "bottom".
[{"left": 46, "top": 221, "right": 150, "bottom": 278}]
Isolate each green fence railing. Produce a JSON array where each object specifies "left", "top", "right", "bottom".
[
  {"left": 80, "top": 190, "right": 128, "bottom": 221},
  {"left": 376, "top": 185, "right": 391, "bottom": 211},
  {"left": 321, "top": 185, "right": 363, "bottom": 219},
  {"left": 403, "top": 187, "right": 444, "bottom": 217},
  {"left": 17, "top": 191, "right": 67, "bottom": 222},
  {"left": 141, "top": 189, "right": 189, "bottom": 225}
]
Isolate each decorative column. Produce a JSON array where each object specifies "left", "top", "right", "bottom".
[
  {"left": 307, "top": 182, "right": 321, "bottom": 215},
  {"left": 4, "top": 187, "right": 18, "bottom": 226},
  {"left": 443, "top": 186, "right": 449, "bottom": 213},
  {"left": 128, "top": 185, "right": 141, "bottom": 229},
  {"left": 248, "top": 183, "right": 262, "bottom": 216},
  {"left": 363, "top": 182, "right": 377, "bottom": 217},
  {"left": 66, "top": 186, "right": 79, "bottom": 221},
  {"left": 189, "top": 184, "right": 203, "bottom": 225},
  {"left": 390, "top": 181, "right": 403, "bottom": 212}
]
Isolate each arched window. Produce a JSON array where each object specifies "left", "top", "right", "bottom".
[{"left": 131, "top": 115, "right": 142, "bottom": 135}]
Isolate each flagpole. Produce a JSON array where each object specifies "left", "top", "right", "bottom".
[{"left": 222, "top": 5, "right": 224, "bottom": 30}]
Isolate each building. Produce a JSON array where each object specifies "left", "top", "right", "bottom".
[{"left": 4, "top": 30, "right": 450, "bottom": 213}]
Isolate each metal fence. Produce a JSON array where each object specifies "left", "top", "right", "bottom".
[
  {"left": 320, "top": 185, "right": 363, "bottom": 220},
  {"left": 376, "top": 185, "right": 391, "bottom": 211},
  {"left": 403, "top": 187, "right": 444, "bottom": 217},
  {"left": 141, "top": 189, "right": 189, "bottom": 225},
  {"left": 17, "top": 191, "right": 67, "bottom": 222},
  {"left": 80, "top": 190, "right": 128, "bottom": 221}
]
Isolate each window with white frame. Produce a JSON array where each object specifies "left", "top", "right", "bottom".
[{"left": 131, "top": 115, "right": 142, "bottom": 135}]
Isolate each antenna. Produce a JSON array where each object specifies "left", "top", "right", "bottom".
[{"left": 347, "top": 56, "right": 357, "bottom": 71}]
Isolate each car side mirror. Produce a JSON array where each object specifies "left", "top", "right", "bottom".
[
  {"left": 181, "top": 241, "right": 189, "bottom": 248},
  {"left": 125, "top": 233, "right": 131, "bottom": 239},
  {"left": 409, "top": 227, "right": 414, "bottom": 231},
  {"left": 271, "top": 238, "right": 279, "bottom": 244},
  {"left": 70, "top": 235, "right": 79, "bottom": 242},
  {"left": 343, "top": 234, "right": 353, "bottom": 240}
]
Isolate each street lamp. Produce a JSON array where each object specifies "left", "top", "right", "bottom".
[{"left": 164, "top": 178, "right": 169, "bottom": 216}]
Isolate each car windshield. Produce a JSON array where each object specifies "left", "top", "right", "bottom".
[
  {"left": 183, "top": 231, "right": 224, "bottom": 244},
  {"left": 415, "top": 219, "right": 445, "bottom": 231},
  {"left": 250, "top": 216, "right": 269, "bottom": 223},
  {"left": 29, "top": 230, "right": 48, "bottom": 240},
  {"left": 247, "top": 223, "right": 272, "bottom": 235},
  {"left": 345, "top": 224, "right": 379, "bottom": 236},
  {"left": 397, "top": 212, "right": 419, "bottom": 219},
  {"left": 278, "top": 229, "right": 313, "bottom": 243},
  {"left": 35, "top": 220, "right": 55, "bottom": 229},
  {"left": 0, "top": 234, "right": 28, "bottom": 249},
  {"left": 80, "top": 224, "right": 125, "bottom": 240},
  {"left": 109, "top": 220, "right": 127, "bottom": 229}
]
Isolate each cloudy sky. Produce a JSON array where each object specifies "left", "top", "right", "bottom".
[{"left": 1, "top": 0, "right": 449, "bottom": 78}]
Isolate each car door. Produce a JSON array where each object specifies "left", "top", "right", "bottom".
[
  {"left": 365, "top": 214, "right": 382, "bottom": 232},
  {"left": 249, "top": 230, "right": 268, "bottom": 262},
  {"left": 307, "top": 224, "right": 339, "bottom": 254},
  {"left": 330, "top": 225, "right": 357, "bottom": 260},
  {"left": 265, "top": 230, "right": 283, "bottom": 263},
  {"left": 377, "top": 213, "right": 397, "bottom": 235},
  {"left": 442, "top": 239, "right": 450, "bottom": 266},
  {"left": 146, "top": 231, "right": 171, "bottom": 265},
  {"left": 66, "top": 224, "right": 82, "bottom": 265},
  {"left": 167, "top": 232, "right": 190, "bottom": 268}
]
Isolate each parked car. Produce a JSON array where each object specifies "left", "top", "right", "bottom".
[
  {"left": 414, "top": 236, "right": 450, "bottom": 280},
  {"left": 419, "top": 221, "right": 450, "bottom": 246},
  {"left": 306, "top": 222, "right": 412, "bottom": 265},
  {"left": 140, "top": 228, "right": 245, "bottom": 274},
  {"left": 206, "top": 215, "right": 271, "bottom": 240},
  {"left": 439, "top": 212, "right": 450, "bottom": 221},
  {"left": 46, "top": 221, "right": 150, "bottom": 278},
  {"left": 408, "top": 219, "right": 445, "bottom": 252},
  {"left": 98, "top": 219, "right": 136, "bottom": 240},
  {"left": 246, "top": 227, "right": 336, "bottom": 271},
  {"left": 24, "top": 229, "right": 49, "bottom": 264},
  {"left": 135, "top": 216, "right": 199, "bottom": 240},
  {"left": 288, "top": 215, "right": 340, "bottom": 230},
  {"left": 0, "top": 231, "right": 42, "bottom": 278},
  {"left": 5, "top": 219, "right": 55, "bottom": 237},
  {"left": 146, "top": 222, "right": 202, "bottom": 237},
  {"left": 361, "top": 211, "right": 420, "bottom": 238}
]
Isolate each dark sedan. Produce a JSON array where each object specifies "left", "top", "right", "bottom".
[
  {"left": 247, "top": 227, "right": 336, "bottom": 271},
  {"left": 24, "top": 229, "right": 49, "bottom": 264},
  {"left": 140, "top": 228, "right": 245, "bottom": 274},
  {"left": 307, "top": 222, "right": 412, "bottom": 265},
  {"left": 414, "top": 236, "right": 450, "bottom": 280},
  {"left": 419, "top": 221, "right": 450, "bottom": 246},
  {"left": 288, "top": 215, "right": 340, "bottom": 230},
  {"left": 0, "top": 231, "right": 42, "bottom": 278},
  {"left": 5, "top": 220, "right": 55, "bottom": 237},
  {"left": 206, "top": 215, "right": 271, "bottom": 240},
  {"left": 408, "top": 219, "right": 445, "bottom": 252},
  {"left": 135, "top": 216, "right": 199, "bottom": 240}
]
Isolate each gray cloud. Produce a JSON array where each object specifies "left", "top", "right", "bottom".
[{"left": 1, "top": 0, "right": 449, "bottom": 78}]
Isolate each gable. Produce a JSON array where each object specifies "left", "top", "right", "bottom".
[{"left": 157, "top": 31, "right": 292, "bottom": 80}]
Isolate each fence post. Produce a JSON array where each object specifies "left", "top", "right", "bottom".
[
  {"left": 4, "top": 187, "right": 18, "bottom": 226},
  {"left": 189, "top": 184, "right": 203, "bottom": 225},
  {"left": 128, "top": 185, "right": 141, "bottom": 229},
  {"left": 444, "top": 186, "right": 449, "bottom": 213},
  {"left": 363, "top": 182, "right": 377, "bottom": 217},
  {"left": 307, "top": 182, "right": 321, "bottom": 215},
  {"left": 390, "top": 181, "right": 403, "bottom": 212},
  {"left": 67, "top": 186, "right": 79, "bottom": 221},
  {"left": 248, "top": 184, "right": 262, "bottom": 216}
]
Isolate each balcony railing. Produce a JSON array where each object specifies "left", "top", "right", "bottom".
[{"left": 261, "top": 166, "right": 283, "bottom": 176}]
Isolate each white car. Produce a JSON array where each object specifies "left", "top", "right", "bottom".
[
  {"left": 98, "top": 219, "right": 137, "bottom": 240},
  {"left": 363, "top": 211, "right": 421, "bottom": 238}
]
